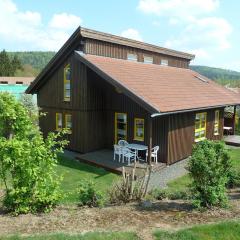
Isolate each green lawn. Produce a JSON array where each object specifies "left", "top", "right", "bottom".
[
  {"left": 57, "top": 154, "right": 120, "bottom": 203},
  {"left": 154, "top": 221, "right": 240, "bottom": 240},
  {"left": 0, "top": 154, "right": 120, "bottom": 204},
  {"left": 0, "top": 232, "right": 139, "bottom": 240},
  {"left": 166, "top": 147, "right": 240, "bottom": 192}
]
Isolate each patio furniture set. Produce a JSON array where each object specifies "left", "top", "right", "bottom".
[{"left": 113, "top": 140, "right": 159, "bottom": 165}]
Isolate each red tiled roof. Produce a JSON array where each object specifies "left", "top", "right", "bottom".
[{"left": 82, "top": 54, "right": 240, "bottom": 113}]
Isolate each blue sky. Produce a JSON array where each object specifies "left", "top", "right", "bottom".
[{"left": 0, "top": 0, "right": 239, "bottom": 71}]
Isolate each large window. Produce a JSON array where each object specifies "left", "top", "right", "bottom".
[
  {"left": 134, "top": 118, "right": 144, "bottom": 141},
  {"left": 127, "top": 53, "right": 138, "bottom": 62},
  {"left": 56, "top": 113, "right": 62, "bottom": 131},
  {"left": 214, "top": 110, "right": 220, "bottom": 135},
  {"left": 64, "top": 64, "right": 71, "bottom": 101},
  {"left": 143, "top": 55, "right": 153, "bottom": 64},
  {"left": 115, "top": 113, "right": 127, "bottom": 143},
  {"left": 195, "top": 112, "right": 207, "bottom": 142},
  {"left": 65, "top": 114, "right": 72, "bottom": 133}
]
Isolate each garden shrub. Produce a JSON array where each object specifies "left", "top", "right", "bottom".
[
  {"left": 0, "top": 92, "right": 68, "bottom": 214},
  {"left": 149, "top": 188, "right": 190, "bottom": 200},
  {"left": 188, "top": 140, "right": 231, "bottom": 208},
  {"left": 227, "top": 169, "right": 240, "bottom": 188},
  {"left": 78, "top": 180, "right": 105, "bottom": 207}
]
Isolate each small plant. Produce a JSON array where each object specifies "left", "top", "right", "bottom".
[
  {"left": 188, "top": 140, "right": 231, "bottom": 208},
  {"left": 227, "top": 169, "right": 240, "bottom": 188},
  {"left": 78, "top": 180, "right": 105, "bottom": 207},
  {"left": 149, "top": 188, "right": 190, "bottom": 200},
  {"left": 108, "top": 165, "right": 151, "bottom": 204}
]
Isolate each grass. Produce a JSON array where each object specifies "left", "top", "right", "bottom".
[
  {"left": 0, "top": 232, "right": 139, "bottom": 240},
  {"left": 57, "top": 154, "right": 120, "bottom": 204},
  {"left": 0, "top": 154, "right": 120, "bottom": 204},
  {"left": 166, "top": 147, "right": 240, "bottom": 192},
  {"left": 154, "top": 221, "right": 240, "bottom": 240}
]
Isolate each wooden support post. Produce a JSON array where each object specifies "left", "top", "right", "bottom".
[
  {"left": 147, "top": 116, "right": 153, "bottom": 165},
  {"left": 233, "top": 105, "right": 237, "bottom": 135}
]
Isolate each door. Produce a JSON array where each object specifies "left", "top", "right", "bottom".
[{"left": 115, "top": 112, "right": 127, "bottom": 143}]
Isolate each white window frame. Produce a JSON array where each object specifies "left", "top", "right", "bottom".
[
  {"left": 127, "top": 53, "right": 138, "bottom": 62},
  {"left": 161, "top": 59, "right": 168, "bottom": 66},
  {"left": 143, "top": 55, "right": 153, "bottom": 64}
]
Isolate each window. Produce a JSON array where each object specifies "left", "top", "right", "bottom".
[
  {"left": 161, "top": 59, "right": 168, "bottom": 66},
  {"left": 134, "top": 118, "right": 144, "bottom": 141},
  {"left": 143, "top": 55, "right": 153, "bottom": 64},
  {"left": 64, "top": 64, "right": 71, "bottom": 101},
  {"left": 214, "top": 110, "right": 220, "bottom": 135},
  {"left": 127, "top": 53, "right": 137, "bottom": 61},
  {"left": 115, "top": 113, "right": 127, "bottom": 143},
  {"left": 195, "top": 112, "right": 207, "bottom": 142},
  {"left": 65, "top": 114, "right": 72, "bottom": 133},
  {"left": 56, "top": 113, "right": 62, "bottom": 131}
]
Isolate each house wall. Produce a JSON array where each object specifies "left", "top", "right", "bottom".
[
  {"left": 83, "top": 38, "right": 190, "bottom": 69},
  {"left": 167, "top": 108, "right": 224, "bottom": 164}
]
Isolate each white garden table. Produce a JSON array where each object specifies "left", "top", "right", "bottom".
[{"left": 126, "top": 143, "right": 148, "bottom": 161}]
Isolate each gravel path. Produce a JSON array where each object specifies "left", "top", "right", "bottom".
[{"left": 148, "top": 158, "right": 189, "bottom": 190}]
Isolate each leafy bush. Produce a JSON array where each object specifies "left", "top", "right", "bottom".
[
  {"left": 227, "top": 169, "right": 240, "bottom": 188},
  {"left": 149, "top": 188, "right": 190, "bottom": 200},
  {"left": 0, "top": 92, "right": 68, "bottom": 214},
  {"left": 78, "top": 180, "right": 105, "bottom": 207},
  {"left": 188, "top": 140, "right": 231, "bottom": 208}
]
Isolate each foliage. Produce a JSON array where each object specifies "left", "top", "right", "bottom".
[
  {"left": 7, "top": 51, "right": 55, "bottom": 71},
  {"left": 227, "top": 169, "right": 240, "bottom": 188},
  {"left": 190, "top": 65, "right": 240, "bottom": 87},
  {"left": 108, "top": 166, "right": 151, "bottom": 204},
  {"left": 19, "top": 94, "right": 38, "bottom": 125},
  {"left": 78, "top": 180, "right": 105, "bottom": 207},
  {"left": 154, "top": 221, "right": 240, "bottom": 240},
  {"left": 149, "top": 188, "right": 190, "bottom": 200},
  {"left": 188, "top": 140, "right": 231, "bottom": 208},
  {"left": 0, "top": 50, "right": 23, "bottom": 76},
  {"left": 0, "top": 92, "right": 68, "bottom": 214}
]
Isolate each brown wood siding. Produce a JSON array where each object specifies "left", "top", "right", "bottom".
[
  {"left": 167, "top": 108, "right": 224, "bottom": 164},
  {"left": 84, "top": 38, "right": 190, "bottom": 69}
]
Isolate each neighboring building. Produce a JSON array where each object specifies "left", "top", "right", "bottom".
[
  {"left": 26, "top": 27, "right": 240, "bottom": 165},
  {"left": 0, "top": 77, "right": 34, "bottom": 99}
]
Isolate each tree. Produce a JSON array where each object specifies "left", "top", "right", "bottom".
[
  {"left": 0, "top": 92, "right": 68, "bottom": 214},
  {"left": 0, "top": 50, "right": 23, "bottom": 76},
  {"left": 188, "top": 140, "right": 231, "bottom": 208}
]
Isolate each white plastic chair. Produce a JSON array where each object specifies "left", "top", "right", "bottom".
[
  {"left": 118, "top": 140, "right": 129, "bottom": 147},
  {"left": 113, "top": 144, "right": 122, "bottom": 162},
  {"left": 146, "top": 146, "right": 159, "bottom": 163},
  {"left": 122, "top": 148, "right": 137, "bottom": 165}
]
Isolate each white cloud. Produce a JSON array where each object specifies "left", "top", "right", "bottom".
[
  {"left": 0, "top": 0, "right": 82, "bottom": 51},
  {"left": 164, "top": 17, "right": 232, "bottom": 58},
  {"left": 49, "top": 13, "right": 82, "bottom": 30},
  {"left": 138, "top": 0, "right": 219, "bottom": 19},
  {"left": 121, "top": 28, "right": 143, "bottom": 41}
]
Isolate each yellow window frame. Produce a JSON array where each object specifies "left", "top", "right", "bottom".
[
  {"left": 65, "top": 114, "right": 72, "bottom": 133},
  {"left": 115, "top": 112, "right": 127, "bottom": 144},
  {"left": 195, "top": 112, "right": 207, "bottom": 142},
  {"left": 214, "top": 110, "right": 220, "bottom": 135},
  {"left": 64, "top": 64, "right": 71, "bottom": 101},
  {"left": 134, "top": 118, "right": 144, "bottom": 141},
  {"left": 56, "top": 113, "right": 62, "bottom": 131}
]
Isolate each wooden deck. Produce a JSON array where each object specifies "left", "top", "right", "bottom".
[
  {"left": 76, "top": 149, "right": 166, "bottom": 176},
  {"left": 224, "top": 135, "right": 240, "bottom": 147}
]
